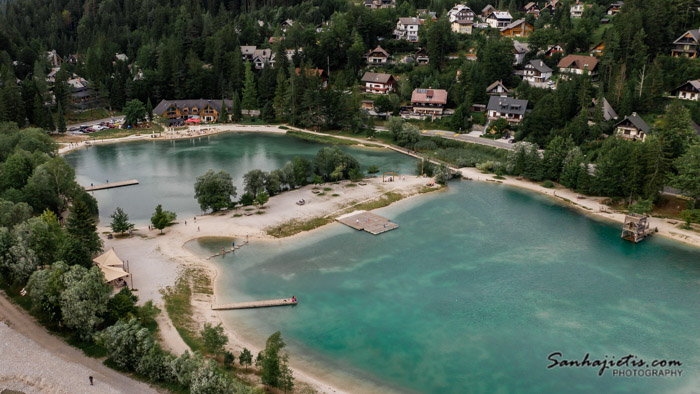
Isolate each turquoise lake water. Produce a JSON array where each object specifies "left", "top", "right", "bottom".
[
  {"left": 63, "top": 132, "right": 417, "bottom": 223},
  {"left": 188, "top": 182, "right": 700, "bottom": 393}
]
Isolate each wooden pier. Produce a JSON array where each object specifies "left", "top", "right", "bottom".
[
  {"left": 85, "top": 179, "right": 139, "bottom": 191},
  {"left": 212, "top": 298, "right": 297, "bottom": 310},
  {"left": 336, "top": 210, "right": 398, "bottom": 235}
]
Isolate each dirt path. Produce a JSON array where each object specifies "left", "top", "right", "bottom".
[{"left": 0, "top": 293, "right": 160, "bottom": 394}]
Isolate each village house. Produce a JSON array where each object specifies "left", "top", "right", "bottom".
[
  {"left": 67, "top": 76, "right": 97, "bottom": 112},
  {"left": 522, "top": 2, "right": 540, "bottom": 18},
  {"left": 45, "top": 50, "right": 62, "bottom": 67},
  {"left": 543, "top": 0, "right": 561, "bottom": 14},
  {"left": 66, "top": 54, "right": 79, "bottom": 65},
  {"left": 241, "top": 46, "right": 256, "bottom": 61},
  {"left": 361, "top": 72, "right": 396, "bottom": 94},
  {"left": 487, "top": 96, "right": 528, "bottom": 124},
  {"left": 589, "top": 97, "right": 618, "bottom": 122},
  {"left": 481, "top": 4, "right": 496, "bottom": 18},
  {"left": 570, "top": 1, "right": 585, "bottom": 18},
  {"left": 543, "top": 44, "right": 565, "bottom": 57},
  {"left": 447, "top": 5, "right": 475, "bottom": 23},
  {"left": 500, "top": 19, "right": 533, "bottom": 37},
  {"left": 366, "top": 46, "right": 390, "bottom": 64},
  {"left": 557, "top": 55, "right": 599, "bottom": 78},
  {"left": 521, "top": 59, "right": 553, "bottom": 83},
  {"left": 671, "top": 29, "right": 700, "bottom": 58},
  {"left": 154, "top": 99, "right": 232, "bottom": 123},
  {"left": 486, "top": 11, "right": 512, "bottom": 28},
  {"left": 486, "top": 80, "right": 509, "bottom": 96},
  {"left": 606, "top": 1, "right": 623, "bottom": 15},
  {"left": 114, "top": 53, "right": 128, "bottom": 63},
  {"left": 670, "top": 79, "right": 700, "bottom": 100},
  {"left": 394, "top": 17, "right": 424, "bottom": 42},
  {"left": 614, "top": 112, "right": 650, "bottom": 141},
  {"left": 364, "top": 0, "right": 395, "bottom": 9},
  {"left": 252, "top": 48, "right": 275, "bottom": 69},
  {"left": 415, "top": 48, "right": 430, "bottom": 65},
  {"left": 513, "top": 40, "right": 530, "bottom": 65},
  {"left": 451, "top": 19, "right": 473, "bottom": 34},
  {"left": 409, "top": 88, "right": 448, "bottom": 119},
  {"left": 281, "top": 19, "right": 294, "bottom": 33},
  {"left": 590, "top": 41, "right": 605, "bottom": 56}
]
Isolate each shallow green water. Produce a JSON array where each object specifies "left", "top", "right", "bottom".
[
  {"left": 189, "top": 182, "right": 700, "bottom": 393},
  {"left": 63, "top": 132, "right": 417, "bottom": 223}
]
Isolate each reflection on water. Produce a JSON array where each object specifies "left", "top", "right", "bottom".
[{"left": 64, "top": 132, "right": 418, "bottom": 224}]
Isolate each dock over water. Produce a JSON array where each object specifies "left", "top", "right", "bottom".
[
  {"left": 337, "top": 210, "right": 398, "bottom": 235},
  {"left": 85, "top": 179, "right": 139, "bottom": 191},
  {"left": 212, "top": 298, "right": 297, "bottom": 310}
]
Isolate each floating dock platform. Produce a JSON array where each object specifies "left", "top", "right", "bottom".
[
  {"left": 212, "top": 298, "right": 297, "bottom": 310},
  {"left": 336, "top": 210, "right": 398, "bottom": 235},
  {"left": 85, "top": 179, "right": 139, "bottom": 191}
]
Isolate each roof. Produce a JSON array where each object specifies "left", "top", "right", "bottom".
[
  {"left": 671, "top": 79, "right": 700, "bottom": 93},
  {"left": 500, "top": 18, "right": 529, "bottom": 31},
  {"left": 153, "top": 99, "right": 233, "bottom": 115},
  {"left": 692, "top": 121, "right": 700, "bottom": 136},
  {"left": 361, "top": 72, "right": 394, "bottom": 83},
  {"left": 614, "top": 112, "right": 650, "bottom": 133},
  {"left": 367, "top": 46, "right": 390, "bottom": 57},
  {"left": 513, "top": 40, "right": 530, "bottom": 54},
  {"left": 487, "top": 11, "right": 512, "bottom": 20},
  {"left": 601, "top": 98, "right": 618, "bottom": 121},
  {"left": 526, "top": 59, "right": 552, "bottom": 73},
  {"left": 487, "top": 96, "right": 528, "bottom": 115},
  {"left": 295, "top": 68, "right": 325, "bottom": 78},
  {"left": 93, "top": 248, "right": 129, "bottom": 283},
  {"left": 241, "top": 46, "right": 256, "bottom": 56},
  {"left": 454, "top": 19, "right": 473, "bottom": 25},
  {"left": 674, "top": 29, "right": 700, "bottom": 44},
  {"left": 524, "top": 2, "right": 537, "bottom": 9},
  {"left": 482, "top": 4, "right": 496, "bottom": 13},
  {"left": 486, "top": 80, "right": 508, "bottom": 93},
  {"left": 398, "top": 17, "right": 423, "bottom": 25},
  {"left": 557, "top": 55, "right": 599, "bottom": 71},
  {"left": 411, "top": 88, "right": 448, "bottom": 105}
]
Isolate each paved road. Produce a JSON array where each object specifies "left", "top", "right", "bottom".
[
  {"left": 0, "top": 293, "right": 159, "bottom": 393},
  {"left": 376, "top": 127, "right": 515, "bottom": 150}
]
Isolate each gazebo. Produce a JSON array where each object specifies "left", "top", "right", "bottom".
[{"left": 93, "top": 248, "right": 130, "bottom": 288}]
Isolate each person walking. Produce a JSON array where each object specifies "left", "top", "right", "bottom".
[{"left": 89, "top": 376, "right": 93, "bottom": 385}]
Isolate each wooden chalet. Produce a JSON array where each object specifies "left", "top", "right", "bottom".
[
  {"left": 621, "top": 213, "right": 653, "bottom": 243},
  {"left": 606, "top": 1, "right": 623, "bottom": 15},
  {"left": 590, "top": 41, "right": 605, "bottom": 56},
  {"left": 486, "top": 80, "right": 508, "bottom": 95},
  {"left": 410, "top": 88, "right": 448, "bottom": 119},
  {"left": 500, "top": 19, "right": 533, "bottom": 38},
  {"left": 557, "top": 55, "right": 599, "bottom": 78},
  {"left": 366, "top": 46, "right": 390, "bottom": 64},
  {"left": 415, "top": 48, "right": 430, "bottom": 65},
  {"left": 671, "top": 29, "right": 700, "bottom": 58},
  {"left": 154, "top": 99, "right": 232, "bottom": 123}
]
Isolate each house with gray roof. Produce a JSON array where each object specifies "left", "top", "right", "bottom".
[
  {"left": 521, "top": 59, "right": 553, "bottom": 82},
  {"left": 670, "top": 79, "right": 700, "bottom": 101},
  {"left": 614, "top": 112, "right": 650, "bottom": 141},
  {"left": 154, "top": 99, "right": 233, "bottom": 123},
  {"left": 487, "top": 96, "right": 528, "bottom": 124},
  {"left": 671, "top": 29, "right": 700, "bottom": 58}
]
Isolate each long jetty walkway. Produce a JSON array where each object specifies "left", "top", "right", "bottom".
[
  {"left": 337, "top": 210, "right": 398, "bottom": 235},
  {"left": 212, "top": 298, "right": 297, "bottom": 310},
  {"left": 85, "top": 179, "right": 139, "bottom": 191}
]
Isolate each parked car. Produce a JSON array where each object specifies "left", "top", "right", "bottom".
[{"left": 68, "top": 126, "right": 79, "bottom": 131}]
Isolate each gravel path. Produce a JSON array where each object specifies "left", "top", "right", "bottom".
[{"left": 0, "top": 294, "right": 159, "bottom": 394}]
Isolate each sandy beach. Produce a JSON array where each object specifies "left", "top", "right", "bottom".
[
  {"left": 56, "top": 125, "right": 700, "bottom": 393},
  {"left": 100, "top": 174, "right": 437, "bottom": 393}
]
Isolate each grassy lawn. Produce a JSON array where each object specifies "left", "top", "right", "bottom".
[
  {"left": 64, "top": 108, "right": 117, "bottom": 124},
  {"left": 89, "top": 123, "right": 163, "bottom": 139},
  {"left": 268, "top": 216, "right": 335, "bottom": 238},
  {"left": 161, "top": 267, "right": 210, "bottom": 354},
  {"left": 591, "top": 24, "right": 612, "bottom": 44}
]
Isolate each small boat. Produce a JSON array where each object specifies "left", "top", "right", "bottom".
[{"left": 296, "top": 200, "right": 305, "bottom": 206}]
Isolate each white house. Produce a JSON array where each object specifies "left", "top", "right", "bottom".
[
  {"left": 487, "top": 96, "right": 528, "bottom": 124},
  {"left": 451, "top": 20, "right": 473, "bottom": 34},
  {"left": 614, "top": 113, "right": 651, "bottom": 142},
  {"left": 447, "top": 5, "right": 475, "bottom": 23},
  {"left": 557, "top": 55, "right": 599, "bottom": 78},
  {"left": 513, "top": 40, "right": 530, "bottom": 65},
  {"left": 670, "top": 79, "right": 700, "bottom": 100},
  {"left": 393, "top": 17, "right": 424, "bottom": 42},
  {"left": 366, "top": 46, "right": 390, "bottom": 64},
  {"left": 571, "top": 1, "right": 584, "bottom": 18},
  {"left": 486, "top": 11, "right": 512, "bottom": 28},
  {"left": 486, "top": 80, "right": 508, "bottom": 95},
  {"left": 361, "top": 72, "right": 397, "bottom": 94},
  {"left": 521, "top": 59, "right": 553, "bottom": 82}
]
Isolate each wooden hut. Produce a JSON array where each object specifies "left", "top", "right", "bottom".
[{"left": 621, "top": 213, "right": 653, "bottom": 243}]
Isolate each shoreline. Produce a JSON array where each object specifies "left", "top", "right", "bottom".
[{"left": 99, "top": 175, "right": 438, "bottom": 393}]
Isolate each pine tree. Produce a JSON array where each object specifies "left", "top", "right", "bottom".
[
  {"left": 231, "top": 92, "right": 242, "bottom": 121},
  {"left": 241, "top": 62, "right": 257, "bottom": 110},
  {"left": 219, "top": 98, "right": 228, "bottom": 123},
  {"left": 57, "top": 102, "right": 66, "bottom": 133},
  {"left": 67, "top": 199, "right": 103, "bottom": 255},
  {"left": 273, "top": 68, "right": 287, "bottom": 122}
]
